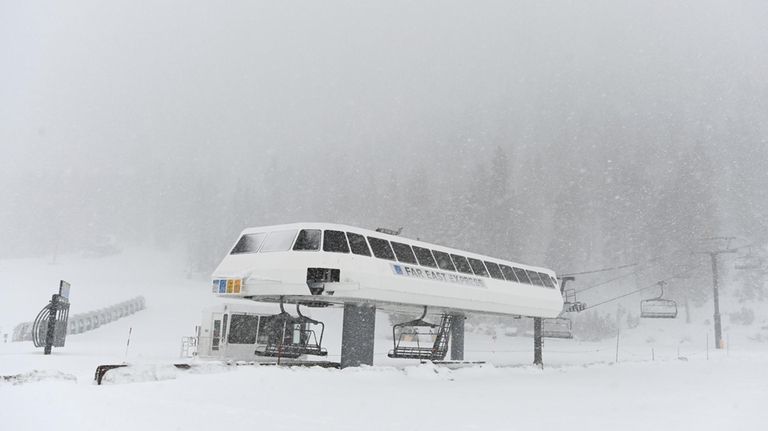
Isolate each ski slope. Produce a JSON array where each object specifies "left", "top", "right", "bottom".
[{"left": 1, "top": 249, "right": 767, "bottom": 430}]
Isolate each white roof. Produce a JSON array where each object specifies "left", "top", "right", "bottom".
[{"left": 239, "top": 222, "right": 555, "bottom": 275}]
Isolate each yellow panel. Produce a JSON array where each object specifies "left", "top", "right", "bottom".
[{"left": 227, "top": 279, "right": 234, "bottom": 293}]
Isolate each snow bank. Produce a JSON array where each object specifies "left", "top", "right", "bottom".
[
  {"left": 1, "top": 370, "right": 77, "bottom": 386},
  {"left": 100, "top": 362, "right": 231, "bottom": 385},
  {"left": 2, "top": 249, "right": 768, "bottom": 430}
]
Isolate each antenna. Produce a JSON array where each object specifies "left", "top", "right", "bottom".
[{"left": 375, "top": 227, "right": 403, "bottom": 236}]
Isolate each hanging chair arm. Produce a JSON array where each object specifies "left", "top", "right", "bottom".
[{"left": 295, "top": 304, "right": 321, "bottom": 325}]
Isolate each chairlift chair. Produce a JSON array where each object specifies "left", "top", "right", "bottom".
[
  {"left": 541, "top": 317, "right": 573, "bottom": 339},
  {"left": 640, "top": 282, "right": 678, "bottom": 319},
  {"left": 734, "top": 249, "right": 764, "bottom": 271},
  {"left": 559, "top": 277, "right": 586, "bottom": 313},
  {"left": 254, "top": 300, "right": 327, "bottom": 359},
  {"left": 388, "top": 307, "right": 452, "bottom": 361}
]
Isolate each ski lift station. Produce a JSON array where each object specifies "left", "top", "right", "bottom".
[
  {"left": 209, "top": 223, "right": 564, "bottom": 367},
  {"left": 195, "top": 302, "right": 327, "bottom": 363}
]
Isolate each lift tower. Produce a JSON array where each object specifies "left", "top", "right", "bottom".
[
  {"left": 534, "top": 276, "right": 577, "bottom": 367},
  {"left": 696, "top": 237, "right": 738, "bottom": 350}
]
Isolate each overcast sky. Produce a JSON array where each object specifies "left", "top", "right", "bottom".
[{"left": 2, "top": 1, "right": 767, "bottom": 261}]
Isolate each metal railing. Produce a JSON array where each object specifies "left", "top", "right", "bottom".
[{"left": 12, "top": 296, "right": 146, "bottom": 342}]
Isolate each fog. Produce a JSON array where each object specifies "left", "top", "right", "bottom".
[{"left": 2, "top": 0, "right": 768, "bottom": 302}]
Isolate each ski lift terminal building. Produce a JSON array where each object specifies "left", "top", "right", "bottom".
[{"left": 210, "top": 223, "right": 564, "bottom": 367}]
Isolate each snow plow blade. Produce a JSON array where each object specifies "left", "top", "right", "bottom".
[
  {"left": 94, "top": 365, "right": 128, "bottom": 385},
  {"left": 94, "top": 363, "right": 191, "bottom": 385}
]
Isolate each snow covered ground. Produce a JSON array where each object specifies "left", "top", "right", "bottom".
[{"left": 1, "top": 250, "right": 767, "bottom": 430}]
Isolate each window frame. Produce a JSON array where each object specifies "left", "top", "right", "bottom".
[
  {"left": 391, "top": 241, "right": 418, "bottom": 265},
  {"left": 539, "top": 272, "right": 555, "bottom": 288},
  {"left": 293, "top": 229, "right": 322, "bottom": 251},
  {"left": 485, "top": 261, "right": 505, "bottom": 280},
  {"left": 467, "top": 257, "right": 490, "bottom": 277},
  {"left": 499, "top": 264, "right": 519, "bottom": 282},
  {"left": 527, "top": 270, "right": 545, "bottom": 286},
  {"left": 260, "top": 229, "right": 300, "bottom": 253},
  {"left": 451, "top": 254, "right": 474, "bottom": 274},
  {"left": 346, "top": 232, "right": 372, "bottom": 256},
  {"left": 513, "top": 267, "right": 532, "bottom": 284},
  {"left": 230, "top": 232, "right": 267, "bottom": 255},
  {"left": 227, "top": 313, "right": 260, "bottom": 345},
  {"left": 432, "top": 250, "right": 456, "bottom": 271},
  {"left": 412, "top": 246, "right": 437, "bottom": 268},
  {"left": 367, "top": 236, "right": 396, "bottom": 261},
  {"left": 323, "top": 230, "right": 350, "bottom": 253}
]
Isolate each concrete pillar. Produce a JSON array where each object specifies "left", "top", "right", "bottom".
[
  {"left": 340, "top": 303, "right": 376, "bottom": 368},
  {"left": 449, "top": 314, "right": 465, "bottom": 361},
  {"left": 533, "top": 317, "right": 543, "bottom": 367}
]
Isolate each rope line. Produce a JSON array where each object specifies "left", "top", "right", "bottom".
[{"left": 582, "top": 263, "right": 704, "bottom": 311}]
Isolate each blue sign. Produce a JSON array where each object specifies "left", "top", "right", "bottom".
[{"left": 218, "top": 280, "right": 227, "bottom": 293}]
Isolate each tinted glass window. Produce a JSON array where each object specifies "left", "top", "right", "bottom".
[
  {"left": 257, "top": 316, "right": 269, "bottom": 344},
  {"left": 433, "top": 250, "right": 456, "bottom": 271},
  {"left": 514, "top": 267, "right": 531, "bottom": 284},
  {"left": 230, "top": 233, "right": 267, "bottom": 254},
  {"left": 527, "top": 270, "right": 545, "bottom": 286},
  {"left": 413, "top": 246, "right": 437, "bottom": 268},
  {"left": 391, "top": 242, "right": 418, "bottom": 264},
  {"left": 468, "top": 258, "right": 489, "bottom": 277},
  {"left": 323, "top": 230, "right": 349, "bottom": 253},
  {"left": 368, "top": 237, "right": 395, "bottom": 260},
  {"left": 451, "top": 254, "right": 473, "bottom": 274},
  {"left": 293, "top": 229, "right": 321, "bottom": 251},
  {"left": 500, "top": 265, "right": 518, "bottom": 282},
  {"left": 260, "top": 230, "right": 299, "bottom": 252},
  {"left": 228, "top": 314, "right": 259, "bottom": 344},
  {"left": 346, "top": 232, "right": 371, "bottom": 256},
  {"left": 551, "top": 276, "right": 559, "bottom": 289},
  {"left": 485, "top": 261, "right": 505, "bottom": 280},
  {"left": 539, "top": 273, "right": 555, "bottom": 288}
]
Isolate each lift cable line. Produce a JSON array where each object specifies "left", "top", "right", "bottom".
[
  {"left": 568, "top": 241, "right": 754, "bottom": 297},
  {"left": 560, "top": 262, "right": 641, "bottom": 277},
  {"left": 574, "top": 264, "right": 654, "bottom": 294},
  {"left": 572, "top": 249, "right": 691, "bottom": 295},
  {"left": 581, "top": 264, "right": 704, "bottom": 311},
  {"left": 560, "top": 247, "right": 693, "bottom": 277}
]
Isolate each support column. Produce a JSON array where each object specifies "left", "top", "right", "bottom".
[
  {"left": 44, "top": 294, "right": 61, "bottom": 355},
  {"left": 533, "top": 317, "right": 543, "bottom": 367},
  {"left": 340, "top": 303, "right": 376, "bottom": 368},
  {"left": 710, "top": 253, "right": 723, "bottom": 349},
  {"left": 449, "top": 314, "right": 465, "bottom": 361}
]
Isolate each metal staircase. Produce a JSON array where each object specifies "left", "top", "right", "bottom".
[{"left": 388, "top": 311, "right": 453, "bottom": 361}]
